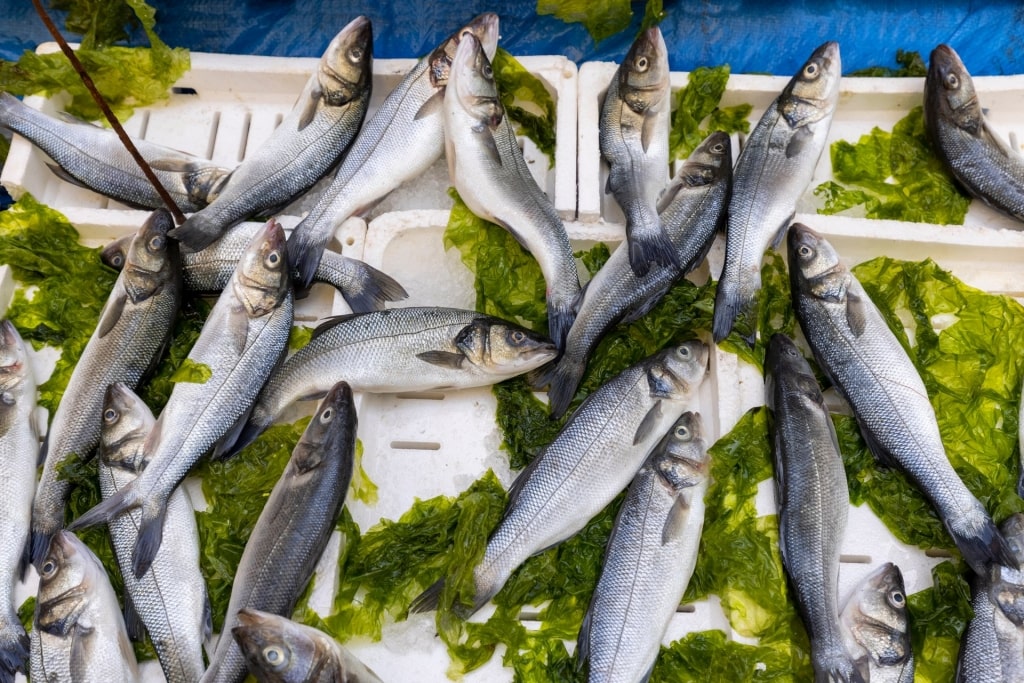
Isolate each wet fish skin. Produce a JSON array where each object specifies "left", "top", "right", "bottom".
[
  {"left": 839, "top": 563, "right": 914, "bottom": 683},
  {"left": 713, "top": 41, "right": 841, "bottom": 344},
  {"left": 444, "top": 32, "right": 580, "bottom": 349},
  {"left": 411, "top": 340, "right": 709, "bottom": 617},
  {"left": 201, "top": 382, "right": 357, "bottom": 683},
  {"left": 956, "top": 512, "right": 1024, "bottom": 682},
  {"left": 287, "top": 13, "right": 500, "bottom": 288},
  {"left": 788, "top": 222, "right": 1015, "bottom": 576},
  {"left": 578, "top": 412, "right": 710, "bottom": 683},
  {"left": 97, "top": 382, "right": 209, "bottom": 683},
  {"left": 232, "top": 609, "right": 383, "bottom": 683},
  {"left": 766, "top": 333, "right": 861, "bottom": 683},
  {"left": 69, "top": 219, "right": 293, "bottom": 579},
  {"left": 541, "top": 131, "right": 731, "bottom": 418},
  {"left": 30, "top": 209, "right": 182, "bottom": 569},
  {"left": 600, "top": 26, "right": 676, "bottom": 277},
  {"left": 0, "top": 321, "right": 36, "bottom": 683},
  {"left": 171, "top": 17, "right": 374, "bottom": 250},
  {"left": 925, "top": 44, "right": 1024, "bottom": 223},
  {"left": 29, "top": 531, "right": 140, "bottom": 682},
  {"left": 0, "top": 91, "right": 230, "bottom": 212},
  {"left": 227, "top": 306, "right": 557, "bottom": 456}
]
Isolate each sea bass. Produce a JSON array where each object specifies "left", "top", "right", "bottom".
[
  {"left": 713, "top": 41, "right": 841, "bottom": 344},
  {"left": 600, "top": 26, "right": 676, "bottom": 277},
  {"left": 788, "top": 222, "right": 1015, "bottom": 575},
  {"left": 766, "top": 333, "right": 861, "bottom": 683},
  {"left": 70, "top": 219, "right": 293, "bottom": 579},
  {"left": 201, "top": 382, "right": 357, "bottom": 683},
  {"left": 287, "top": 13, "right": 500, "bottom": 288},
  {"left": 925, "top": 44, "right": 1024, "bottom": 224},
  {"left": 444, "top": 32, "right": 580, "bottom": 349},
  {"left": 839, "top": 563, "right": 914, "bottom": 683},
  {"left": 171, "top": 17, "right": 374, "bottom": 250},
  {"left": 0, "top": 91, "right": 230, "bottom": 211},
  {"left": 0, "top": 321, "right": 36, "bottom": 683},
  {"left": 97, "top": 383, "right": 209, "bottom": 683},
  {"left": 31, "top": 209, "right": 182, "bottom": 568},
  {"left": 411, "top": 341, "right": 709, "bottom": 618},
  {"left": 578, "top": 412, "right": 710, "bottom": 683}
]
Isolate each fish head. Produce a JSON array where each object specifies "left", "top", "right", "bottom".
[
  {"left": 651, "top": 411, "right": 710, "bottom": 490},
  {"left": 991, "top": 512, "right": 1024, "bottom": 621},
  {"left": 100, "top": 234, "right": 132, "bottom": 272},
  {"left": 233, "top": 609, "right": 322, "bottom": 683},
  {"left": 781, "top": 41, "right": 841, "bottom": 128},
  {"left": 450, "top": 32, "right": 504, "bottom": 131},
  {"left": 0, "top": 320, "right": 30, "bottom": 429},
  {"left": 841, "top": 562, "right": 911, "bottom": 667},
  {"left": 36, "top": 532, "right": 104, "bottom": 636},
  {"left": 925, "top": 44, "right": 981, "bottom": 133},
  {"left": 123, "top": 209, "right": 179, "bottom": 302},
  {"left": 98, "top": 382, "right": 154, "bottom": 471},
  {"left": 291, "top": 381, "right": 357, "bottom": 475},
  {"left": 319, "top": 16, "right": 374, "bottom": 107},
  {"left": 618, "top": 26, "right": 670, "bottom": 115},
  {"left": 764, "top": 333, "right": 823, "bottom": 411},
  {"left": 648, "top": 339, "right": 709, "bottom": 400},
  {"left": 429, "top": 13, "right": 500, "bottom": 88},
  {"left": 787, "top": 222, "right": 848, "bottom": 298},
  {"left": 233, "top": 218, "right": 291, "bottom": 318},
  {"left": 678, "top": 130, "right": 732, "bottom": 187},
  {"left": 455, "top": 319, "right": 557, "bottom": 376}
]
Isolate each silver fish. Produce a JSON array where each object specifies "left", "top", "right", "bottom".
[
  {"left": 713, "top": 41, "right": 841, "bottom": 344},
  {"left": 227, "top": 306, "right": 556, "bottom": 456},
  {"left": 957, "top": 513, "right": 1024, "bottom": 682},
  {"left": 839, "top": 563, "right": 914, "bottom": 683},
  {"left": 0, "top": 91, "right": 230, "bottom": 211},
  {"left": 201, "top": 382, "right": 357, "bottom": 683},
  {"left": 600, "top": 26, "right": 676, "bottom": 277},
  {"left": 578, "top": 411, "right": 710, "bottom": 683},
  {"left": 97, "top": 382, "right": 210, "bottom": 683},
  {"left": 232, "top": 609, "right": 383, "bottom": 683},
  {"left": 69, "top": 218, "right": 293, "bottom": 579},
  {"left": 102, "top": 223, "right": 408, "bottom": 313},
  {"left": 0, "top": 321, "right": 36, "bottom": 683},
  {"left": 171, "top": 17, "right": 374, "bottom": 250},
  {"left": 925, "top": 44, "right": 1024, "bottom": 224},
  {"left": 788, "top": 222, "right": 1014, "bottom": 576},
  {"left": 287, "top": 13, "right": 500, "bottom": 288},
  {"left": 766, "top": 333, "right": 861, "bottom": 683},
  {"left": 31, "top": 209, "right": 182, "bottom": 568},
  {"left": 411, "top": 341, "right": 709, "bottom": 617},
  {"left": 540, "top": 131, "right": 731, "bottom": 418},
  {"left": 29, "top": 531, "right": 140, "bottom": 683},
  {"left": 443, "top": 32, "right": 580, "bottom": 349}
]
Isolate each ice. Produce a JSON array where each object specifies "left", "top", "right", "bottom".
[{"left": 369, "top": 155, "right": 454, "bottom": 218}]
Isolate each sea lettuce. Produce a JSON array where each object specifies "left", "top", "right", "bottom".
[
  {"left": 669, "top": 65, "right": 752, "bottom": 161},
  {"left": 168, "top": 357, "right": 211, "bottom": 383},
  {"left": 849, "top": 49, "right": 927, "bottom": 77},
  {"left": 493, "top": 48, "right": 557, "bottom": 165},
  {"left": 536, "top": 0, "right": 634, "bottom": 45}
]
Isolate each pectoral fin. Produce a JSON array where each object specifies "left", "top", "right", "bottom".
[
  {"left": 845, "top": 292, "right": 868, "bottom": 337},
  {"left": 641, "top": 113, "right": 659, "bottom": 153},
  {"left": 472, "top": 127, "right": 502, "bottom": 165},
  {"left": 785, "top": 126, "right": 813, "bottom": 159},
  {"left": 414, "top": 90, "right": 444, "bottom": 120},
  {"left": 228, "top": 309, "right": 250, "bottom": 356},
  {"left": 416, "top": 350, "right": 465, "bottom": 369},
  {"left": 633, "top": 400, "right": 663, "bottom": 445},
  {"left": 298, "top": 82, "right": 322, "bottom": 131},
  {"left": 662, "top": 494, "right": 690, "bottom": 545},
  {"left": 97, "top": 293, "right": 127, "bottom": 338}
]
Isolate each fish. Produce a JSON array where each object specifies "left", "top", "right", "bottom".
[
  {"left": 170, "top": 17, "right": 374, "bottom": 250},
  {"left": 287, "top": 13, "right": 500, "bottom": 288},
  {"left": 97, "top": 382, "right": 210, "bottom": 683},
  {"left": 0, "top": 321, "right": 37, "bottom": 683},
  {"left": 443, "top": 32, "right": 580, "bottom": 349},
  {"left": 577, "top": 411, "right": 710, "bottom": 683},
  {"left": 956, "top": 512, "right": 1024, "bottom": 682},
  {"left": 200, "top": 382, "right": 357, "bottom": 683},
  {"left": 232, "top": 609, "right": 384, "bottom": 683},
  {"left": 925, "top": 44, "right": 1024, "bottom": 224},
  {"left": 788, "top": 222, "right": 1016, "bottom": 576},
  {"left": 765, "top": 333, "right": 862, "bottom": 683},
  {"left": 600, "top": 26, "right": 676, "bottom": 277},
  {"left": 539, "top": 131, "right": 731, "bottom": 418},
  {"left": 839, "top": 563, "right": 914, "bottom": 683},
  {"left": 29, "top": 531, "right": 140, "bottom": 682},
  {"left": 0, "top": 91, "right": 231, "bottom": 212},
  {"left": 225, "top": 306, "right": 557, "bottom": 456},
  {"left": 30, "top": 208, "right": 182, "bottom": 569},
  {"left": 102, "top": 223, "right": 408, "bottom": 313},
  {"left": 68, "top": 218, "right": 293, "bottom": 579},
  {"left": 410, "top": 340, "right": 709, "bottom": 618},
  {"left": 713, "top": 41, "right": 841, "bottom": 345}
]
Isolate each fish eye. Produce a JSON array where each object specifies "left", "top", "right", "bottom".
[
  {"left": 148, "top": 235, "right": 165, "bottom": 251},
  {"left": 804, "top": 63, "right": 819, "bottom": 78},
  {"left": 507, "top": 329, "right": 526, "bottom": 345},
  {"left": 636, "top": 56, "right": 649, "bottom": 71},
  {"left": 889, "top": 590, "right": 906, "bottom": 608},
  {"left": 945, "top": 72, "right": 959, "bottom": 89},
  {"left": 0, "top": 392, "right": 14, "bottom": 406},
  {"left": 674, "top": 425, "right": 691, "bottom": 440},
  {"left": 797, "top": 244, "right": 814, "bottom": 259},
  {"left": 262, "top": 645, "right": 288, "bottom": 668},
  {"left": 320, "top": 407, "right": 334, "bottom": 424},
  {"left": 482, "top": 62, "right": 493, "bottom": 79},
  {"left": 110, "top": 254, "right": 125, "bottom": 268},
  {"left": 711, "top": 143, "right": 725, "bottom": 154},
  {"left": 265, "top": 251, "right": 282, "bottom": 269},
  {"left": 677, "top": 345, "right": 692, "bottom": 359},
  {"left": 103, "top": 408, "right": 119, "bottom": 423},
  {"left": 41, "top": 560, "right": 57, "bottom": 578},
  {"left": 349, "top": 47, "right": 363, "bottom": 62}
]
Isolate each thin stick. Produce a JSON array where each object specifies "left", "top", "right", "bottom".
[{"left": 30, "top": 0, "right": 187, "bottom": 225}]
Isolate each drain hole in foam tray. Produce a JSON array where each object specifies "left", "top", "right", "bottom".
[
  {"left": 839, "top": 555, "right": 872, "bottom": 564},
  {"left": 172, "top": 87, "right": 199, "bottom": 95},
  {"left": 390, "top": 441, "right": 441, "bottom": 451},
  {"left": 395, "top": 391, "right": 446, "bottom": 401},
  {"left": 925, "top": 548, "right": 955, "bottom": 559}
]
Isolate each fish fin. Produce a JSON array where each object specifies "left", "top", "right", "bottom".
[
  {"left": 0, "top": 625, "right": 29, "bottom": 681},
  {"left": 785, "top": 126, "right": 813, "bottom": 159},
  {"left": 620, "top": 282, "right": 674, "bottom": 325},
  {"left": 97, "top": 292, "right": 127, "bottom": 338},
  {"left": 633, "top": 400, "right": 663, "bottom": 445},
  {"left": 845, "top": 292, "right": 868, "bottom": 337},
  {"left": 286, "top": 225, "right": 327, "bottom": 290},
  {"left": 37, "top": 433, "right": 48, "bottom": 467},
  {"left": 123, "top": 593, "right": 147, "bottom": 642},
  {"left": 298, "top": 390, "right": 330, "bottom": 402},
  {"left": 311, "top": 312, "right": 359, "bottom": 340},
  {"left": 604, "top": 174, "right": 613, "bottom": 195},
  {"left": 414, "top": 91, "right": 444, "bottom": 120},
  {"left": 856, "top": 420, "right": 900, "bottom": 470},
  {"left": 544, "top": 357, "right": 586, "bottom": 420},
  {"left": 298, "top": 81, "right": 322, "bottom": 132},
  {"left": 218, "top": 414, "right": 272, "bottom": 460},
  {"left": 1018, "top": 464, "right": 1024, "bottom": 500},
  {"left": 67, "top": 486, "right": 139, "bottom": 531},
  {"left": 504, "top": 449, "right": 546, "bottom": 514},
  {"left": 638, "top": 659, "right": 657, "bottom": 683},
  {"left": 227, "top": 308, "right": 250, "bottom": 356},
  {"left": 335, "top": 257, "right": 409, "bottom": 313},
  {"left": 576, "top": 604, "right": 593, "bottom": 667},
  {"left": 662, "top": 493, "right": 691, "bottom": 545},
  {"left": 44, "top": 162, "right": 90, "bottom": 189},
  {"left": 768, "top": 215, "right": 794, "bottom": 251},
  {"left": 202, "top": 591, "right": 214, "bottom": 646},
  {"left": 408, "top": 577, "right": 445, "bottom": 614},
  {"left": 962, "top": 518, "right": 1020, "bottom": 575},
  {"left": 982, "top": 119, "right": 1017, "bottom": 158},
  {"left": 641, "top": 112, "right": 660, "bottom": 154},
  {"left": 712, "top": 279, "right": 755, "bottom": 345},
  {"left": 168, "top": 214, "right": 225, "bottom": 251},
  {"left": 546, "top": 299, "right": 576, "bottom": 353},
  {"left": 17, "top": 534, "right": 29, "bottom": 583},
  {"left": 69, "top": 624, "right": 95, "bottom": 683},
  {"left": 147, "top": 157, "right": 197, "bottom": 173},
  {"left": 132, "top": 501, "right": 168, "bottom": 579},
  {"left": 626, "top": 221, "right": 680, "bottom": 277},
  {"left": 416, "top": 350, "right": 466, "bottom": 369},
  {"left": 29, "top": 529, "right": 54, "bottom": 571},
  {"left": 211, "top": 405, "right": 255, "bottom": 461},
  {"left": 474, "top": 126, "right": 502, "bottom": 165}
]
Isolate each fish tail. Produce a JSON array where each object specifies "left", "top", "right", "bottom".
[
  {"left": 954, "top": 514, "right": 1020, "bottom": 575},
  {"left": 287, "top": 225, "right": 328, "bottom": 290},
  {"left": 544, "top": 357, "right": 586, "bottom": 420},
  {"left": 168, "top": 213, "right": 224, "bottom": 251},
  {"left": 408, "top": 578, "right": 445, "bottom": 614},
  {"left": 339, "top": 259, "right": 409, "bottom": 313},
  {"left": 814, "top": 649, "right": 867, "bottom": 683},
  {"left": 712, "top": 277, "right": 756, "bottom": 345},
  {"left": 546, "top": 299, "right": 577, "bottom": 353},
  {"left": 67, "top": 486, "right": 140, "bottom": 532},
  {"left": 626, "top": 217, "right": 680, "bottom": 277},
  {"left": 0, "top": 624, "right": 29, "bottom": 683},
  {"left": 132, "top": 500, "right": 169, "bottom": 579}
]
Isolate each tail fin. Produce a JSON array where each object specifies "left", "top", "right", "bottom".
[
  {"left": 408, "top": 578, "right": 445, "bottom": 614},
  {"left": 953, "top": 514, "right": 1020, "bottom": 576},
  {"left": 546, "top": 299, "right": 577, "bottom": 353},
  {"left": 168, "top": 213, "right": 224, "bottom": 251},
  {"left": 287, "top": 225, "right": 328, "bottom": 290},
  {"left": 626, "top": 218, "right": 680, "bottom": 277},
  {"left": 327, "top": 255, "right": 409, "bottom": 313},
  {"left": 0, "top": 626, "right": 29, "bottom": 683},
  {"left": 814, "top": 650, "right": 867, "bottom": 683},
  {"left": 544, "top": 357, "right": 586, "bottom": 420},
  {"left": 712, "top": 278, "right": 756, "bottom": 345},
  {"left": 67, "top": 486, "right": 139, "bottom": 532},
  {"left": 132, "top": 501, "right": 169, "bottom": 579}
]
